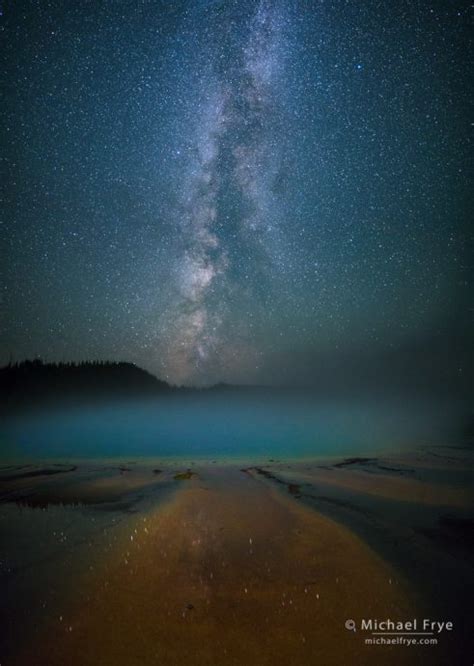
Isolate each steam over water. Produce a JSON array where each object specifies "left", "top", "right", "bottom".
[{"left": 1, "top": 392, "right": 464, "bottom": 459}]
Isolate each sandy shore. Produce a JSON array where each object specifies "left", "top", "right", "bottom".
[
  {"left": 6, "top": 467, "right": 428, "bottom": 665},
  {"left": 1, "top": 452, "right": 472, "bottom": 665}
]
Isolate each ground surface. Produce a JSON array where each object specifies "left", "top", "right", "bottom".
[{"left": 0, "top": 447, "right": 472, "bottom": 665}]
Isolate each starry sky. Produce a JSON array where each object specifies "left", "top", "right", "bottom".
[{"left": 1, "top": 0, "right": 471, "bottom": 389}]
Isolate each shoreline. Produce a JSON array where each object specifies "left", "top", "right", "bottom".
[{"left": 1, "top": 450, "right": 472, "bottom": 665}]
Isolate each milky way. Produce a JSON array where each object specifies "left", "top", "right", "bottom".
[
  {"left": 1, "top": 0, "right": 471, "bottom": 388},
  {"left": 161, "top": 1, "right": 292, "bottom": 383}
]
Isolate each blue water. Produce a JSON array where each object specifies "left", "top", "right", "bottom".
[{"left": 0, "top": 392, "right": 461, "bottom": 459}]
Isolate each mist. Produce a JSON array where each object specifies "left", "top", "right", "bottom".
[{"left": 1, "top": 390, "right": 468, "bottom": 460}]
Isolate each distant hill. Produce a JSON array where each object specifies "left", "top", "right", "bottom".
[{"left": 0, "top": 359, "right": 174, "bottom": 411}]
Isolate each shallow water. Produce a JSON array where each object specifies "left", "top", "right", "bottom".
[{"left": 1, "top": 393, "right": 471, "bottom": 663}]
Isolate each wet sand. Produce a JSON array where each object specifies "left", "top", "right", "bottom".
[
  {"left": 0, "top": 462, "right": 167, "bottom": 508},
  {"left": 279, "top": 466, "right": 470, "bottom": 507},
  {"left": 1, "top": 450, "right": 472, "bottom": 665}
]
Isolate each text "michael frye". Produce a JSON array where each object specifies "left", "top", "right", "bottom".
[{"left": 361, "top": 619, "right": 453, "bottom": 633}]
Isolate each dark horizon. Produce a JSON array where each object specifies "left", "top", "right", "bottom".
[{"left": 2, "top": 318, "right": 471, "bottom": 401}]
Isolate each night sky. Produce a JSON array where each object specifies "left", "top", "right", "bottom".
[{"left": 1, "top": 1, "right": 471, "bottom": 388}]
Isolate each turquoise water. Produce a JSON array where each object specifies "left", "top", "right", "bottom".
[{"left": 0, "top": 392, "right": 461, "bottom": 460}]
